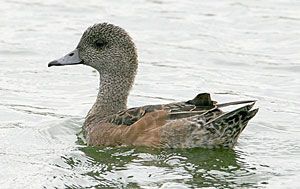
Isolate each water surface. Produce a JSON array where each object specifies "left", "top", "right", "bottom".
[{"left": 1, "top": 0, "right": 299, "bottom": 188}]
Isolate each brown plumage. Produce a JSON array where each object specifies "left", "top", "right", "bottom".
[{"left": 48, "top": 23, "right": 258, "bottom": 148}]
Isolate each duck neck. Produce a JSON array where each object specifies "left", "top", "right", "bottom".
[{"left": 89, "top": 72, "right": 135, "bottom": 118}]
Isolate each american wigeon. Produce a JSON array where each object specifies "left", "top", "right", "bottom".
[{"left": 48, "top": 23, "right": 258, "bottom": 148}]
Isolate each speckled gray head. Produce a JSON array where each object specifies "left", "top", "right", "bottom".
[{"left": 48, "top": 23, "right": 138, "bottom": 76}]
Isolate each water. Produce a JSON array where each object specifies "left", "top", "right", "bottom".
[{"left": 1, "top": 0, "right": 299, "bottom": 188}]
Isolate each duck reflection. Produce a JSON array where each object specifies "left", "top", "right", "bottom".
[{"left": 70, "top": 145, "right": 258, "bottom": 188}]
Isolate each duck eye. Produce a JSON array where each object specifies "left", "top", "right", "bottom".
[{"left": 95, "top": 39, "right": 107, "bottom": 48}]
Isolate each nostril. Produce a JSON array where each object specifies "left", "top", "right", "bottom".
[{"left": 69, "top": 53, "right": 74, "bottom": 56}]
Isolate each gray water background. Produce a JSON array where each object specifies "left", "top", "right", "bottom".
[{"left": 0, "top": 0, "right": 299, "bottom": 188}]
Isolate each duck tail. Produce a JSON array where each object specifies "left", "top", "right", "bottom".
[{"left": 204, "top": 102, "right": 258, "bottom": 148}]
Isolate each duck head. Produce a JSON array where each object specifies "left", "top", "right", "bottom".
[{"left": 48, "top": 23, "right": 138, "bottom": 76}]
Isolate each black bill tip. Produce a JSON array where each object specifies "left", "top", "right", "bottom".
[{"left": 48, "top": 60, "right": 62, "bottom": 67}]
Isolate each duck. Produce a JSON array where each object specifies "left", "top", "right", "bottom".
[{"left": 48, "top": 23, "right": 258, "bottom": 148}]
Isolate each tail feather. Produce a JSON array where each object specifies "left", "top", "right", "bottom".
[
  {"left": 203, "top": 103, "right": 258, "bottom": 148},
  {"left": 206, "top": 102, "right": 255, "bottom": 125},
  {"left": 162, "top": 101, "right": 258, "bottom": 148},
  {"left": 217, "top": 100, "right": 256, "bottom": 108},
  {"left": 240, "top": 108, "right": 259, "bottom": 131}
]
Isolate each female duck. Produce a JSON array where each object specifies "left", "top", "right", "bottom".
[{"left": 48, "top": 23, "right": 258, "bottom": 148}]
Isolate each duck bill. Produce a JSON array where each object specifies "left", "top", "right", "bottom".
[{"left": 48, "top": 49, "right": 83, "bottom": 67}]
